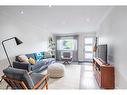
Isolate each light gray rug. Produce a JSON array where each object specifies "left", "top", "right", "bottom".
[
  {"left": 0, "top": 80, "right": 8, "bottom": 89},
  {"left": 0, "top": 65, "right": 81, "bottom": 89},
  {"left": 42, "top": 65, "right": 81, "bottom": 89}
]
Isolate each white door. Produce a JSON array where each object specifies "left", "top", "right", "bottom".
[{"left": 84, "top": 37, "right": 94, "bottom": 62}]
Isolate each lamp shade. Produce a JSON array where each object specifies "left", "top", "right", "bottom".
[{"left": 15, "top": 37, "right": 23, "bottom": 45}]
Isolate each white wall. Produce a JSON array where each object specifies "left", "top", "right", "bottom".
[
  {"left": 0, "top": 9, "right": 51, "bottom": 76},
  {"left": 98, "top": 7, "right": 127, "bottom": 89}
]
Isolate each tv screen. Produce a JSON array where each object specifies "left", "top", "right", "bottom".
[{"left": 97, "top": 44, "right": 107, "bottom": 63}]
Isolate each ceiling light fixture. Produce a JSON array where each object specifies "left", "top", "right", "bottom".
[
  {"left": 86, "top": 18, "right": 90, "bottom": 22},
  {"left": 20, "top": 10, "right": 24, "bottom": 14}
]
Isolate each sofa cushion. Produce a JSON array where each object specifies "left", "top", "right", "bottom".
[
  {"left": 13, "top": 61, "right": 31, "bottom": 72},
  {"left": 34, "top": 52, "right": 44, "bottom": 61},
  {"left": 42, "top": 59, "right": 49, "bottom": 64},
  {"left": 31, "top": 60, "right": 45, "bottom": 71},
  {"left": 47, "top": 58, "right": 55, "bottom": 62},
  {"left": 37, "top": 64, "right": 48, "bottom": 72},
  {"left": 17, "top": 55, "right": 29, "bottom": 63},
  {"left": 44, "top": 58, "right": 55, "bottom": 65},
  {"left": 44, "top": 52, "right": 52, "bottom": 58}
]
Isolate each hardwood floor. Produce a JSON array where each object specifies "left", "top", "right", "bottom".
[{"left": 79, "top": 63, "right": 100, "bottom": 89}]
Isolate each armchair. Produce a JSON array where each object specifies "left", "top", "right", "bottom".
[
  {"left": 2, "top": 67, "right": 48, "bottom": 89},
  {"left": 61, "top": 51, "right": 73, "bottom": 64}
]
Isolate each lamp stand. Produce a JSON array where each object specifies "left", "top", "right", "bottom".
[
  {"left": 0, "top": 37, "right": 22, "bottom": 84},
  {"left": 2, "top": 41, "right": 12, "bottom": 67}
]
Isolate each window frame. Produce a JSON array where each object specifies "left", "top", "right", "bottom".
[{"left": 57, "top": 37, "right": 77, "bottom": 51}]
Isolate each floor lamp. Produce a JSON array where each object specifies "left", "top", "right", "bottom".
[{"left": 0, "top": 37, "right": 23, "bottom": 82}]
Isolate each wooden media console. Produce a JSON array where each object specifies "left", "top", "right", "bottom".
[{"left": 93, "top": 58, "right": 115, "bottom": 89}]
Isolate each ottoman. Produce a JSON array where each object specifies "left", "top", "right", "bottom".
[{"left": 47, "top": 63, "right": 65, "bottom": 78}]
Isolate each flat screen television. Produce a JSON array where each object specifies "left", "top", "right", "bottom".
[{"left": 97, "top": 44, "right": 107, "bottom": 64}]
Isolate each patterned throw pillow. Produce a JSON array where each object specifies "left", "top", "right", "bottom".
[
  {"left": 44, "top": 52, "right": 52, "bottom": 58},
  {"left": 28, "top": 57, "right": 36, "bottom": 65},
  {"left": 17, "top": 55, "right": 29, "bottom": 63},
  {"left": 34, "top": 52, "right": 44, "bottom": 61}
]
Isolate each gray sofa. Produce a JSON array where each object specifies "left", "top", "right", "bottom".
[{"left": 13, "top": 52, "right": 55, "bottom": 72}]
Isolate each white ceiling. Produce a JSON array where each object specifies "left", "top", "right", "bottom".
[{"left": 0, "top": 6, "right": 113, "bottom": 34}]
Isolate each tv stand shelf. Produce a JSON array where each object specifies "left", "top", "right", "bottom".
[{"left": 93, "top": 58, "right": 115, "bottom": 89}]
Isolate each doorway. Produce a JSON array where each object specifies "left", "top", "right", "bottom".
[{"left": 84, "top": 37, "right": 95, "bottom": 62}]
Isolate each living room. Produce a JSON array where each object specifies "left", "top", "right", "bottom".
[{"left": 0, "top": 2, "right": 127, "bottom": 95}]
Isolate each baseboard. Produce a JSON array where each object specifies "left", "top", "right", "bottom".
[
  {"left": 78, "top": 60, "right": 92, "bottom": 63},
  {"left": 115, "top": 86, "right": 119, "bottom": 89}
]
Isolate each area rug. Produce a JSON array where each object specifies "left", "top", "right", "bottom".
[{"left": 42, "top": 65, "right": 81, "bottom": 89}]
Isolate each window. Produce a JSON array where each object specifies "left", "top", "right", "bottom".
[
  {"left": 57, "top": 38, "right": 77, "bottom": 50},
  {"left": 62, "top": 39, "right": 73, "bottom": 50}
]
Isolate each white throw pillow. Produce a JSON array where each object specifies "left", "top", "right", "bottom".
[{"left": 18, "top": 55, "right": 29, "bottom": 63}]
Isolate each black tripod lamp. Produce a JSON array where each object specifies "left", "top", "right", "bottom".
[
  {"left": 0, "top": 37, "right": 22, "bottom": 83},
  {"left": 2, "top": 37, "right": 23, "bottom": 67}
]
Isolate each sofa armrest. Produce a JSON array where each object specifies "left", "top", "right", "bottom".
[{"left": 13, "top": 61, "right": 31, "bottom": 72}]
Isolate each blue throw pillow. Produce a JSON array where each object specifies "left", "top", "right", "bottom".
[{"left": 34, "top": 52, "right": 44, "bottom": 61}]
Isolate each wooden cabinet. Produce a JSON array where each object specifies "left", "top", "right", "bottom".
[{"left": 93, "top": 58, "right": 115, "bottom": 89}]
